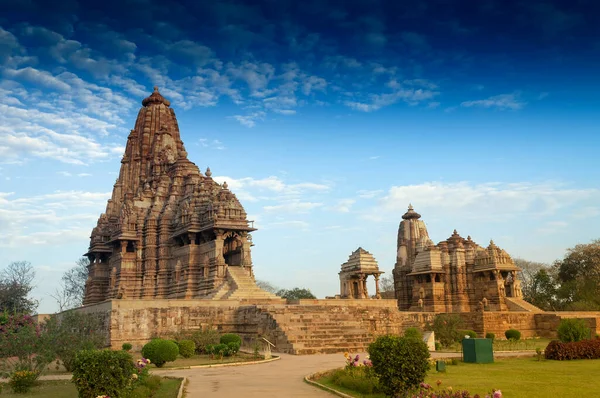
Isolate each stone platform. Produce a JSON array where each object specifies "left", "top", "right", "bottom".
[{"left": 73, "top": 299, "right": 600, "bottom": 354}]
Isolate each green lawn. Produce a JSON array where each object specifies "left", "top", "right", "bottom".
[
  {"left": 438, "top": 338, "right": 552, "bottom": 353},
  {"left": 0, "top": 377, "right": 181, "bottom": 397},
  {"left": 159, "top": 351, "right": 263, "bottom": 368},
  {"left": 316, "top": 357, "right": 600, "bottom": 398}
]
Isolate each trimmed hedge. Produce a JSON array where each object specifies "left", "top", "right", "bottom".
[
  {"left": 368, "top": 335, "right": 430, "bottom": 397},
  {"left": 485, "top": 332, "right": 495, "bottom": 341},
  {"left": 71, "top": 349, "right": 135, "bottom": 398},
  {"left": 141, "top": 339, "right": 179, "bottom": 367},
  {"left": 178, "top": 339, "right": 196, "bottom": 358},
  {"left": 220, "top": 333, "right": 242, "bottom": 345},
  {"left": 122, "top": 343, "right": 133, "bottom": 351},
  {"left": 461, "top": 330, "right": 477, "bottom": 339},
  {"left": 545, "top": 338, "right": 600, "bottom": 360},
  {"left": 505, "top": 329, "right": 521, "bottom": 340}
]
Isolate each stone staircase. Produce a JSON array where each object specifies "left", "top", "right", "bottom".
[
  {"left": 505, "top": 297, "right": 544, "bottom": 313},
  {"left": 221, "top": 266, "right": 280, "bottom": 300},
  {"left": 259, "top": 305, "right": 377, "bottom": 355}
]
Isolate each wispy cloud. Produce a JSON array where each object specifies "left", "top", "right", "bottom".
[{"left": 461, "top": 93, "right": 526, "bottom": 110}]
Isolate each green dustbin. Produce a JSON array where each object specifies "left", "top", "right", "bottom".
[{"left": 462, "top": 338, "right": 494, "bottom": 363}]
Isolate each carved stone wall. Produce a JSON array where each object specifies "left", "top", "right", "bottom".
[{"left": 72, "top": 300, "right": 600, "bottom": 354}]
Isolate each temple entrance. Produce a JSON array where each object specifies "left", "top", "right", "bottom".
[{"left": 223, "top": 233, "right": 243, "bottom": 266}]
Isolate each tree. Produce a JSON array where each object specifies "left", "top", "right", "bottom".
[
  {"left": 0, "top": 261, "right": 38, "bottom": 314},
  {"left": 51, "top": 257, "right": 89, "bottom": 311},
  {"left": 255, "top": 280, "right": 279, "bottom": 294},
  {"left": 379, "top": 274, "right": 395, "bottom": 293},
  {"left": 527, "top": 269, "right": 558, "bottom": 311},
  {"left": 275, "top": 287, "right": 316, "bottom": 300},
  {"left": 554, "top": 239, "right": 600, "bottom": 310},
  {"left": 514, "top": 258, "right": 548, "bottom": 302}
]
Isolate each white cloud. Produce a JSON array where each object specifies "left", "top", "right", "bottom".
[
  {"left": 230, "top": 111, "right": 266, "bottom": 128},
  {"left": 361, "top": 181, "right": 600, "bottom": 222},
  {"left": 0, "top": 190, "right": 110, "bottom": 248},
  {"left": 357, "top": 189, "right": 383, "bottom": 199},
  {"left": 331, "top": 199, "right": 355, "bottom": 213},
  {"left": 345, "top": 86, "right": 438, "bottom": 112},
  {"left": 461, "top": 93, "right": 526, "bottom": 110},
  {"left": 263, "top": 201, "right": 323, "bottom": 213}
]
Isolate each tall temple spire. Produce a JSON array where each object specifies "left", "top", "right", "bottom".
[{"left": 83, "top": 87, "right": 266, "bottom": 305}]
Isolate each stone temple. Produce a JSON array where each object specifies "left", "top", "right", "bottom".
[
  {"left": 393, "top": 205, "right": 528, "bottom": 313},
  {"left": 83, "top": 87, "right": 276, "bottom": 304},
  {"left": 72, "top": 88, "right": 600, "bottom": 354}
]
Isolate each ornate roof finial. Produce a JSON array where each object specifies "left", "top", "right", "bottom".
[
  {"left": 142, "top": 86, "right": 170, "bottom": 107},
  {"left": 402, "top": 203, "right": 421, "bottom": 220},
  {"left": 489, "top": 239, "right": 496, "bottom": 247},
  {"left": 223, "top": 181, "right": 228, "bottom": 189},
  {"left": 205, "top": 167, "right": 212, "bottom": 177}
]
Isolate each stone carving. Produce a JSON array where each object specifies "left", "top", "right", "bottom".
[
  {"left": 83, "top": 88, "right": 273, "bottom": 304},
  {"left": 393, "top": 204, "right": 533, "bottom": 312}
]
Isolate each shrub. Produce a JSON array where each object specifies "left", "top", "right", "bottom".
[
  {"left": 122, "top": 342, "right": 133, "bottom": 351},
  {"left": 505, "top": 329, "right": 521, "bottom": 340},
  {"left": 227, "top": 341, "right": 240, "bottom": 355},
  {"left": 545, "top": 339, "right": 600, "bottom": 360},
  {"left": 434, "top": 342, "right": 441, "bottom": 351},
  {"left": 426, "top": 314, "right": 463, "bottom": 347},
  {"left": 368, "top": 335, "right": 430, "bottom": 397},
  {"left": 485, "top": 332, "right": 496, "bottom": 341},
  {"left": 190, "top": 327, "right": 220, "bottom": 354},
  {"left": 404, "top": 327, "right": 422, "bottom": 340},
  {"left": 141, "top": 339, "right": 179, "bottom": 367},
  {"left": 8, "top": 370, "right": 38, "bottom": 393},
  {"left": 330, "top": 367, "right": 380, "bottom": 395},
  {"left": 220, "top": 333, "right": 242, "bottom": 346},
  {"left": 557, "top": 318, "right": 590, "bottom": 343},
  {"left": 461, "top": 330, "right": 477, "bottom": 339},
  {"left": 0, "top": 314, "right": 54, "bottom": 378},
  {"left": 178, "top": 340, "right": 196, "bottom": 358},
  {"left": 44, "top": 312, "right": 105, "bottom": 372},
  {"left": 71, "top": 349, "right": 135, "bottom": 398}
]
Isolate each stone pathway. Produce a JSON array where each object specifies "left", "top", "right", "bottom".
[{"left": 39, "top": 351, "right": 534, "bottom": 397}]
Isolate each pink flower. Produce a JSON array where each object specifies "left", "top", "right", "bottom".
[{"left": 493, "top": 390, "right": 502, "bottom": 398}]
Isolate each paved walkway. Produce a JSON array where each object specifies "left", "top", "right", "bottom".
[{"left": 40, "top": 351, "right": 533, "bottom": 397}]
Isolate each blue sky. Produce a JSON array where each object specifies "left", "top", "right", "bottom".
[{"left": 0, "top": 0, "right": 599, "bottom": 313}]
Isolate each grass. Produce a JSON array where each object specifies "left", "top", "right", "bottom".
[
  {"left": 40, "top": 351, "right": 264, "bottom": 374},
  {"left": 438, "top": 338, "right": 552, "bottom": 353},
  {"left": 0, "top": 377, "right": 182, "bottom": 397},
  {"left": 315, "top": 357, "right": 600, "bottom": 398},
  {"left": 157, "top": 351, "right": 264, "bottom": 368}
]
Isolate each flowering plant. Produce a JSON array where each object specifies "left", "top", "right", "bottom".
[
  {"left": 344, "top": 352, "right": 369, "bottom": 369},
  {"left": 407, "top": 380, "right": 502, "bottom": 398}
]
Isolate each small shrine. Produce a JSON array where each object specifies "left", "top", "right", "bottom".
[{"left": 339, "top": 247, "right": 384, "bottom": 299}]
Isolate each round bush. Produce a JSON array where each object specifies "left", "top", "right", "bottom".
[
  {"left": 141, "top": 339, "right": 179, "bottom": 367},
  {"left": 485, "top": 332, "right": 495, "bottom": 341},
  {"left": 461, "top": 330, "right": 477, "bottom": 339},
  {"left": 368, "top": 335, "right": 430, "bottom": 397},
  {"left": 72, "top": 349, "right": 135, "bottom": 398},
  {"left": 220, "top": 333, "right": 242, "bottom": 346},
  {"left": 557, "top": 318, "right": 590, "bottom": 343},
  {"left": 403, "top": 327, "right": 422, "bottom": 340},
  {"left": 227, "top": 341, "right": 241, "bottom": 355},
  {"left": 505, "top": 329, "right": 521, "bottom": 340},
  {"left": 178, "top": 339, "right": 196, "bottom": 358},
  {"left": 122, "top": 343, "right": 133, "bottom": 351}
]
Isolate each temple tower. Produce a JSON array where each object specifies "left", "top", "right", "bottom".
[{"left": 83, "top": 88, "right": 274, "bottom": 304}]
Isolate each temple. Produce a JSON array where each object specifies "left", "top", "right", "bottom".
[
  {"left": 393, "top": 205, "right": 526, "bottom": 312},
  {"left": 83, "top": 87, "right": 276, "bottom": 304},
  {"left": 339, "top": 247, "right": 383, "bottom": 299}
]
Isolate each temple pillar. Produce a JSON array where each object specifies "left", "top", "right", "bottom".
[{"left": 374, "top": 274, "right": 381, "bottom": 299}]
